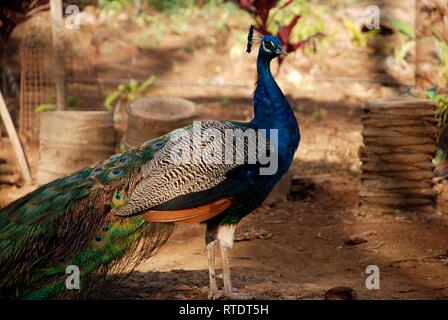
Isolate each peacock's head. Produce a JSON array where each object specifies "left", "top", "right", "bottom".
[{"left": 246, "top": 25, "right": 287, "bottom": 60}]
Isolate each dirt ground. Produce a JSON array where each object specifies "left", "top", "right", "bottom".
[
  {"left": 113, "top": 109, "right": 448, "bottom": 300},
  {"left": 2, "top": 1, "right": 448, "bottom": 300}
]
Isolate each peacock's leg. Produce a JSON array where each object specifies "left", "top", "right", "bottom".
[
  {"left": 206, "top": 240, "right": 221, "bottom": 299},
  {"left": 206, "top": 223, "right": 222, "bottom": 300},
  {"left": 218, "top": 224, "right": 253, "bottom": 300},
  {"left": 219, "top": 244, "right": 233, "bottom": 294}
]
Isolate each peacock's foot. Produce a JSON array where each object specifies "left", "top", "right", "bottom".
[
  {"left": 208, "top": 288, "right": 223, "bottom": 300},
  {"left": 208, "top": 288, "right": 254, "bottom": 300},
  {"left": 223, "top": 288, "right": 255, "bottom": 300}
]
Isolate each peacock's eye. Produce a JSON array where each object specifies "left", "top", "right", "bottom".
[
  {"left": 112, "top": 190, "right": 126, "bottom": 207},
  {"left": 264, "top": 41, "right": 275, "bottom": 49},
  {"left": 262, "top": 40, "right": 277, "bottom": 53}
]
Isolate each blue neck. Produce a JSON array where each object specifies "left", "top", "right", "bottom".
[
  {"left": 251, "top": 57, "right": 299, "bottom": 130},
  {"left": 250, "top": 55, "right": 300, "bottom": 173}
]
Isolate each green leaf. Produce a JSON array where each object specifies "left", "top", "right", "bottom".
[
  {"left": 129, "top": 79, "right": 138, "bottom": 93},
  {"left": 220, "top": 96, "right": 230, "bottom": 106},
  {"left": 343, "top": 20, "right": 365, "bottom": 47},
  {"left": 430, "top": 26, "right": 443, "bottom": 41},
  {"left": 35, "top": 103, "right": 57, "bottom": 113},
  {"left": 426, "top": 90, "right": 437, "bottom": 100},
  {"left": 104, "top": 91, "right": 120, "bottom": 111},
  {"left": 432, "top": 150, "right": 447, "bottom": 165},
  {"left": 48, "top": 92, "right": 57, "bottom": 101},
  {"left": 68, "top": 96, "right": 83, "bottom": 108},
  {"left": 137, "top": 75, "right": 156, "bottom": 93},
  {"left": 127, "top": 93, "right": 136, "bottom": 102},
  {"left": 387, "top": 18, "right": 415, "bottom": 39},
  {"left": 396, "top": 40, "right": 415, "bottom": 62}
]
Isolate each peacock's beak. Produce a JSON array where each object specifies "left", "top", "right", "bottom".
[{"left": 276, "top": 47, "right": 288, "bottom": 56}]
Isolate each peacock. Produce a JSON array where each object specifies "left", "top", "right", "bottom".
[{"left": 0, "top": 26, "right": 300, "bottom": 300}]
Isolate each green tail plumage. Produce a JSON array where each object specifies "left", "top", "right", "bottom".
[{"left": 0, "top": 137, "right": 174, "bottom": 299}]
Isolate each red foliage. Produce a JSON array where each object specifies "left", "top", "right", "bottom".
[
  {"left": 277, "top": 14, "right": 302, "bottom": 51},
  {"left": 238, "top": 0, "right": 320, "bottom": 58},
  {"left": 239, "top": 0, "right": 278, "bottom": 33}
]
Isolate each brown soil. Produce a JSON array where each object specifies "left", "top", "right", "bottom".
[{"left": 111, "top": 111, "right": 448, "bottom": 300}]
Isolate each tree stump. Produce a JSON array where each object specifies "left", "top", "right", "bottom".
[
  {"left": 125, "top": 96, "right": 197, "bottom": 148},
  {"left": 37, "top": 111, "right": 115, "bottom": 184},
  {"left": 360, "top": 99, "right": 437, "bottom": 213}
]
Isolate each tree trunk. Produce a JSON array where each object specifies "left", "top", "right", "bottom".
[{"left": 50, "top": 0, "right": 67, "bottom": 110}]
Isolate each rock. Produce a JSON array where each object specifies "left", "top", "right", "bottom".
[
  {"left": 175, "top": 284, "right": 191, "bottom": 291},
  {"left": 344, "top": 236, "right": 368, "bottom": 246},
  {"left": 264, "top": 172, "right": 291, "bottom": 205},
  {"left": 325, "top": 287, "right": 357, "bottom": 300},
  {"left": 360, "top": 230, "right": 377, "bottom": 237},
  {"left": 137, "top": 292, "right": 151, "bottom": 298},
  {"left": 235, "top": 227, "right": 272, "bottom": 242},
  {"left": 434, "top": 160, "right": 448, "bottom": 179},
  {"left": 289, "top": 176, "right": 316, "bottom": 201}
]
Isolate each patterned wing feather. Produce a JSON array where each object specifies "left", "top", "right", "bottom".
[{"left": 113, "top": 121, "right": 268, "bottom": 217}]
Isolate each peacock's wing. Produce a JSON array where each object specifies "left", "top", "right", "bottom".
[
  {"left": 112, "top": 120, "right": 271, "bottom": 222},
  {"left": 0, "top": 134, "right": 173, "bottom": 299}
]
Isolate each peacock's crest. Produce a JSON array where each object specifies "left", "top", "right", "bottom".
[{"left": 246, "top": 25, "right": 262, "bottom": 54}]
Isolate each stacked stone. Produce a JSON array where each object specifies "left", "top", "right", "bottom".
[{"left": 360, "top": 99, "right": 437, "bottom": 213}]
